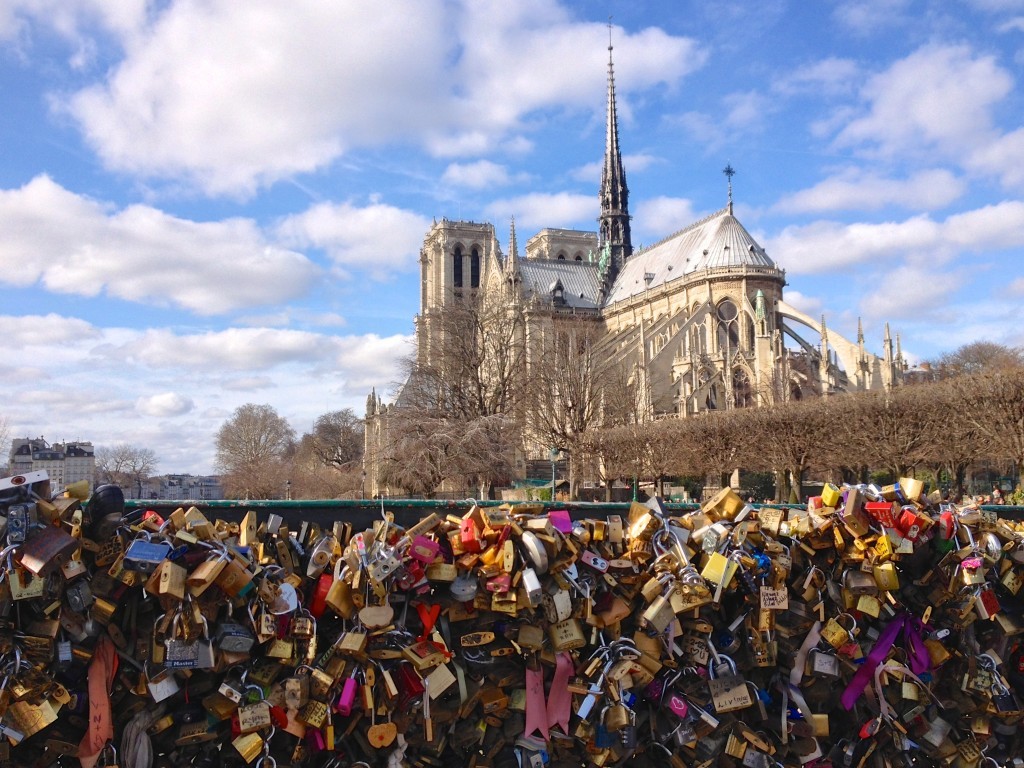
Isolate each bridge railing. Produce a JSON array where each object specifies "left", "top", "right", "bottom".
[{"left": 124, "top": 498, "right": 1024, "bottom": 529}]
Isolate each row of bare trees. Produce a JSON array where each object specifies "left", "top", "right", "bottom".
[{"left": 577, "top": 369, "right": 1024, "bottom": 501}]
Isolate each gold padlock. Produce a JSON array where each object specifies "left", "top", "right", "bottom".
[
  {"left": 232, "top": 732, "right": 263, "bottom": 762},
  {"left": 604, "top": 702, "right": 630, "bottom": 732}
]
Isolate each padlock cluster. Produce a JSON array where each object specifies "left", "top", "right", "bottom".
[{"left": 3, "top": 470, "right": 1024, "bottom": 768}]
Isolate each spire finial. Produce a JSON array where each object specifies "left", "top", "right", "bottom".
[{"left": 723, "top": 163, "right": 735, "bottom": 213}]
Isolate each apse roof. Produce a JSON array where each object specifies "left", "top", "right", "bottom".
[{"left": 604, "top": 207, "right": 780, "bottom": 306}]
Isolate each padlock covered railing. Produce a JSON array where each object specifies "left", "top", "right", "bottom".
[{"left": 3, "top": 473, "right": 1024, "bottom": 767}]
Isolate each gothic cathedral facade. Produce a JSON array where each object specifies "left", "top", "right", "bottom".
[{"left": 365, "top": 45, "right": 904, "bottom": 496}]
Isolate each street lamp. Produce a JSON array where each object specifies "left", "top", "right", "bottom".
[{"left": 549, "top": 447, "right": 559, "bottom": 502}]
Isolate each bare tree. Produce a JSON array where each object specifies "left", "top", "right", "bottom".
[
  {"left": 0, "top": 416, "right": 10, "bottom": 475},
  {"left": 377, "top": 412, "right": 518, "bottom": 499},
  {"left": 526, "top": 320, "right": 633, "bottom": 497},
  {"left": 402, "top": 296, "right": 527, "bottom": 420},
  {"left": 916, "top": 379, "right": 984, "bottom": 495},
  {"left": 304, "top": 409, "right": 364, "bottom": 471},
  {"left": 952, "top": 370, "right": 1024, "bottom": 488},
  {"left": 380, "top": 295, "right": 527, "bottom": 498},
  {"left": 579, "top": 424, "right": 646, "bottom": 500},
  {"left": 287, "top": 409, "right": 367, "bottom": 498},
  {"left": 216, "top": 404, "right": 296, "bottom": 499},
  {"left": 833, "top": 387, "right": 941, "bottom": 478},
  {"left": 931, "top": 341, "right": 1024, "bottom": 379},
  {"left": 95, "top": 444, "right": 158, "bottom": 498},
  {"left": 743, "top": 398, "right": 836, "bottom": 503},
  {"left": 677, "top": 411, "right": 745, "bottom": 493}
]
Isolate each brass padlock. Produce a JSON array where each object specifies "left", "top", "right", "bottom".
[
  {"left": 232, "top": 732, "right": 264, "bottom": 763},
  {"left": 604, "top": 702, "right": 630, "bottom": 732},
  {"left": 821, "top": 614, "right": 855, "bottom": 649}
]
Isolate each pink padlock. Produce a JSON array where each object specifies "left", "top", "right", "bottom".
[
  {"left": 335, "top": 670, "right": 359, "bottom": 716},
  {"left": 306, "top": 728, "right": 325, "bottom": 752},
  {"left": 548, "top": 509, "right": 572, "bottom": 534},
  {"left": 409, "top": 535, "right": 440, "bottom": 564},
  {"left": 667, "top": 693, "right": 689, "bottom": 719}
]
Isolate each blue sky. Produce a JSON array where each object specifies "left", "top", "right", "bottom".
[{"left": 3, "top": 0, "right": 1024, "bottom": 475}]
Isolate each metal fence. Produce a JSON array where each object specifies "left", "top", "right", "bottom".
[{"left": 124, "top": 498, "right": 1024, "bottom": 530}]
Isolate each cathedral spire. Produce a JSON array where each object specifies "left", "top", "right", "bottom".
[
  {"left": 505, "top": 216, "right": 520, "bottom": 285},
  {"left": 508, "top": 216, "right": 519, "bottom": 260},
  {"left": 598, "top": 24, "right": 632, "bottom": 282}
]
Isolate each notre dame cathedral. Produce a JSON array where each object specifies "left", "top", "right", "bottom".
[{"left": 365, "top": 44, "right": 904, "bottom": 497}]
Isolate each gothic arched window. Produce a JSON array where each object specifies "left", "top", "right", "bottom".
[
  {"left": 717, "top": 300, "right": 740, "bottom": 352},
  {"left": 733, "top": 368, "right": 753, "bottom": 408},
  {"left": 470, "top": 247, "right": 480, "bottom": 288},
  {"left": 453, "top": 246, "right": 463, "bottom": 288}
]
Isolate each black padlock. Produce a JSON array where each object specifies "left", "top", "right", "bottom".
[{"left": 65, "top": 580, "right": 93, "bottom": 613}]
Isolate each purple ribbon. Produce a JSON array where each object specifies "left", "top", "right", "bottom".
[{"left": 841, "top": 611, "right": 931, "bottom": 710}]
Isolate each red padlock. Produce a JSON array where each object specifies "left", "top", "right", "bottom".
[
  {"left": 460, "top": 517, "right": 482, "bottom": 553},
  {"left": 309, "top": 571, "right": 332, "bottom": 618},
  {"left": 896, "top": 508, "right": 921, "bottom": 542},
  {"left": 864, "top": 501, "right": 898, "bottom": 528}
]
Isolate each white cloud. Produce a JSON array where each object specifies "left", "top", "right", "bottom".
[
  {"left": 833, "top": 0, "right": 914, "bottom": 34},
  {"left": 0, "top": 1, "right": 147, "bottom": 54},
  {"left": 0, "top": 313, "right": 100, "bottom": 346},
  {"left": 441, "top": 160, "right": 519, "bottom": 189},
  {"left": 219, "top": 376, "right": 277, "bottom": 392},
  {"left": 775, "top": 168, "right": 966, "bottom": 213},
  {"left": 65, "top": 1, "right": 452, "bottom": 196},
  {"left": 997, "top": 17, "right": 1024, "bottom": 31},
  {"left": 774, "top": 58, "right": 861, "bottom": 97},
  {"left": 0, "top": 175, "right": 318, "bottom": 314},
  {"left": 968, "top": 128, "right": 1024, "bottom": 188},
  {"left": 781, "top": 290, "right": 823, "bottom": 319},
  {"left": 59, "top": 1, "right": 703, "bottom": 196},
  {"left": 3, "top": 320, "right": 413, "bottom": 473},
  {"left": 275, "top": 201, "right": 430, "bottom": 277},
  {"left": 100, "top": 327, "right": 344, "bottom": 371},
  {"left": 859, "top": 264, "right": 962, "bottom": 321},
  {"left": 833, "top": 44, "right": 1013, "bottom": 160},
  {"left": 137, "top": 392, "right": 195, "bottom": 417},
  {"left": 723, "top": 91, "right": 771, "bottom": 131},
  {"left": 483, "top": 192, "right": 593, "bottom": 232},
  {"left": 971, "top": 0, "right": 1024, "bottom": 12},
  {"left": 769, "top": 201, "right": 1024, "bottom": 274},
  {"left": 634, "top": 197, "right": 698, "bottom": 244}
]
